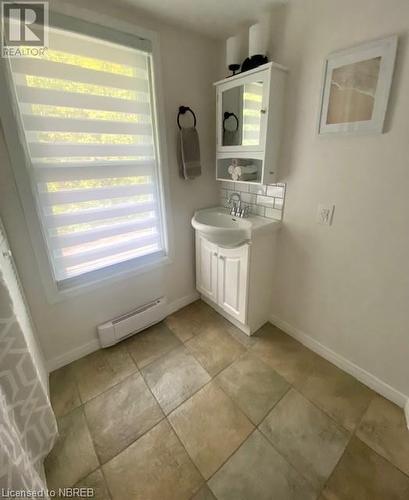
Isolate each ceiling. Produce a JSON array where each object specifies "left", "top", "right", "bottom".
[{"left": 119, "top": 0, "right": 286, "bottom": 39}]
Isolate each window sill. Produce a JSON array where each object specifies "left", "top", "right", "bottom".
[{"left": 46, "top": 253, "right": 172, "bottom": 304}]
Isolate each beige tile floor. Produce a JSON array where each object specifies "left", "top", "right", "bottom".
[{"left": 46, "top": 300, "right": 409, "bottom": 500}]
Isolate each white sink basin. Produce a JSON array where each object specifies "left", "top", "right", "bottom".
[{"left": 191, "top": 207, "right": 280, "bottom": 247}]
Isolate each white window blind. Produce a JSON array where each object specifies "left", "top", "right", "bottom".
[
  {"left": 242, "top": 82, "right": 263, "bottom": 146},
  {"left": 6, "top": 22, "right": 166, "bottom": 286}
]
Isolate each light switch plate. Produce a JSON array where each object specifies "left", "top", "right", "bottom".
[{"left": 317, "top": 204, "right": 335, "bottom": 225}]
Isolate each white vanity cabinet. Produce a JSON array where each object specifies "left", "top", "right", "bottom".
[
  {"left": 194, "top": 216, "right": 279, "bottom": 336},
  {"left": 217, "top": 244, "right": 249, "bottom": 323},
  {"left": 196, "top": 235, "right": 219, "bottom": 303},
  {"left": 214, "top": 62, "right": 287, "bottom": 185},
  {"left": 196, "top": 233, "right": 249, "bottom": 323}
]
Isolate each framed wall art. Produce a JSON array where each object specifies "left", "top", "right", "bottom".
[{"left": 318, "top": 35, "right": 398, "bottom": 135}]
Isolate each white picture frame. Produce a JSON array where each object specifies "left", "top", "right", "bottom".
[{"left": 318, "top": 35, "right": 398, "bottom": 136}]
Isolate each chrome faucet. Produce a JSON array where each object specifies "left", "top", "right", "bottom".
[
  {"left": 227, "top": 192, "right": 249, "bottom": 218},
  {"left": 228, "top": 192, "right": 241, "bottom": 213}
]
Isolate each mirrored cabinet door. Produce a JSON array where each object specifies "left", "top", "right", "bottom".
[{"left": 218, "top": 72, "right": 268, "bottom": 151}]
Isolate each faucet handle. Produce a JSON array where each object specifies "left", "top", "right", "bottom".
[
  {"left": 230, "top": 201, "right": 239, "bottom": 216},
  {"left": 239, "top": 204, "right": 250, "bottom": 218}
]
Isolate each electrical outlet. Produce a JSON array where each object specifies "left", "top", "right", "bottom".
[{"left": 317, "top": 204, "right": 335, "bottom": 225}]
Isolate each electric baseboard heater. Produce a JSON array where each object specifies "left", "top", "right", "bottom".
[{"left": 97, "top": 297, "right": 167, "bottom": 347}]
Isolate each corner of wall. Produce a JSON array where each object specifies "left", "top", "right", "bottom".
[{"left": 270, "top": 313, "right": 409, "bottom": 409}]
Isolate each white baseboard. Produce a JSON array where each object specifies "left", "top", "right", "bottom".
[
  {"left": 47, "top": 338, "right": 100, "bottom": 373},
  {"left": 47, "top": 291, "right": 200, "bottom": 372},
  {"left": 166, "top": 291, "right": 200, "bottom": 316},
  {"left": 270, "top": 314, "right": 409, "bottom": 410}
]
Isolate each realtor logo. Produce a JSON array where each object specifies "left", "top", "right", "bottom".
[{"left": 1, "top": 1, "right": 48, "bottom": 57}]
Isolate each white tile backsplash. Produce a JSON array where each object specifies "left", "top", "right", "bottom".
[
  {"left": 266, "top": 184, "right": 285, "bottom": 198},
  {"left": 250, "top": 204, "right": 265, "bottom": 217},
  {"left": 249, "top": 184, "right": 267, "bottom": 195},
  {"left": 256, "top": 195, "right": 275, "bottom": 208},
  {"left": 223, "top": 181, "right": 235, "bottom": 191},
  {"left": 241, "top": 192, "right": 257, "bottom": 204},
  {"left": 274, "top": 197, "right": 284, "bottom": 209},
  {"left": 218, "top": 181, "right": 286, "bottom": 221},
  {"left": 265, "top": 207, "right": 282, "bottom": 220},
  {"left": 234, "top": 182, "right": 250, "bottom": 192}
]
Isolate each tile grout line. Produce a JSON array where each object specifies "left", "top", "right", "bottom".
[
  {"left": 182, "top": 312, "right": 409, "bottom": 491},
  {"left": 247, "top": 338, "right": 376, "bottom": 436},
  {"left": 164, "top": 415, "right": 208, "bottom": 496},
  {"left": 50, "top": 303, "right": 409, "bottom": 497},
  {"left": 203, "top": 427, "right": 259, "bottom": 490},
  {"left": 81, "top": 368, "right": 140, "bottom": 405},
  {"left": 254, "top": 386, "right": 329, "bottom": 495},
  {"left": 205, "top": 322, "right": 409, "bottom": 488},
  {"left": 163, "top": 330, "right": 254, "bottom": 418},
  {"left": 204, "top": 380, "right": 333, "bottom": 496},
  {"left": 120, "top": 334, "right": 209, "bottom": 495},
  {"left": 138, "top": 318, "right": 253, "bottom": 417},
  {"left": 55, "top": 316, "right": 311, "bottom": 491},
  {"left": 160, "top": 322, "right": 263, "bottom": 490},
  {"left": 183, "top": 324, "right": 252, "bottom": 376},
  {"left": 97, "top": 363, "right": 168, "bottom": 466},
  {"left": 56, "top": 366, "right": 141, "bottom": 420},
  {"left": 55, "top": 366, "right": 166, "bottom": 490},
  {"left": 52, "top": 311, "right": 249, "bottom": 491},
  {"left": 123, "top": 323, "right": 182, "bottom": 369},
  {"left": 98, "top": 464, "right": 113, "bottom": 500},
  {"left": 352, "top": 434, "right": 409, "bottom": 480},
  {"left": 103, "top": 306, "right": 214, "bottom": 496},
  {"left": 305, "top": 376, "right": 408, "bottom": 496},
  {"left": 239, "top": 343, "right": 384, "bottom": 495},
  {"left": 293, "top": 384, "right": 368, "bottom": 435},
  {"left": 166, "top": 341, "right": 279, "bottom": 484},
  {"left": 133, "top": 331, "right": 209, "bottom": 496},
  {"left": 317, "top": 431, "right": 355, "bottom": 498},
  {"left": 167, "top": 380, "right": 257, "bottom": 492},
  {"left": 347, "top": 393, "right": 409, "bottom": 480},
  {"left": 317, "top": 389, "right": 377, "bottom": 497},
  {"left": 256, "top": 426, "right": 323, "bottom": 496}
]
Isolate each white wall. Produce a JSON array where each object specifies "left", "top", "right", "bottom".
[
  {"left": 0, "top": 0, "right": 220, "bottom": 368},
  {"left": 270, "top": 0, "right": 409, "bottom": 400}
]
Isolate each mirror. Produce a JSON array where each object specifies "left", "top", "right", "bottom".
[{"left": 221, "top": 81, "right": 264, "bottom": 147}]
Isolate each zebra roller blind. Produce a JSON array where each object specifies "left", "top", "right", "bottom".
[
  {"left": 6, "top": 22, "right": 165, "bottom": 285},
  {"left": 242, "top": 82, "right": 263, "bottom": 146}
]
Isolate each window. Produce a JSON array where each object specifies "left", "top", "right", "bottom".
[
  {"left": 242, "top": 82, "right": 263, "bottom": 146},
  {"left": 5, "top": 18, "right": 167, "bottom": 289}
]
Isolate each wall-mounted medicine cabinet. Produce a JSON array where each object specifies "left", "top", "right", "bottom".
[{"left": 214, "top": 62, "right": 287, "bottom": 185}]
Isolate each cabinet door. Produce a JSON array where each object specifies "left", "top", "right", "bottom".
[
  {"left": 216, "top": 69, "right": 269, "bottom": 153},
  {"left": 217, "top": 244, "right": 249, "bottom": 323},
  {"left": 196, "top": 234, "right": 218, "bottom": 302}
]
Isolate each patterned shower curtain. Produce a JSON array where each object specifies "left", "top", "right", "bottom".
[{"left": 0, "top": 228, "right": 58, "bottom": 496}]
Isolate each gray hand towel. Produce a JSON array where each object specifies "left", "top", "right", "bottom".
[{"left": 179, "top": 127, "right": 201, "bottom": 179}]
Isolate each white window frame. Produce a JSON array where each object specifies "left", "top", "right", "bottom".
[{"left": 0, "top": 7, "right": 174, "bottom": 303}]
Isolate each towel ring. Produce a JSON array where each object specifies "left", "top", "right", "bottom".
[
  {"left": 223, "top": 111, "right": 239, "bottom": 132},
  {"left": 177, "top": 106, "right": 197, "bottom": 129}
]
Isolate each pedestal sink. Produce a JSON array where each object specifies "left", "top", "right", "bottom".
[{"left": 191, "top": 207, "right": 280, "bottom": 247}]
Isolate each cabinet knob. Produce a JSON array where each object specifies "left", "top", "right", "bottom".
[
  {"left": 219, "top": 255, "right": 225, "bottom": 260},
  {"left": 260, "top": 109, "right": 267, "bottom": 114},
  {"left": 213, "top": 252, "right": 218, "bottom": 256}
]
